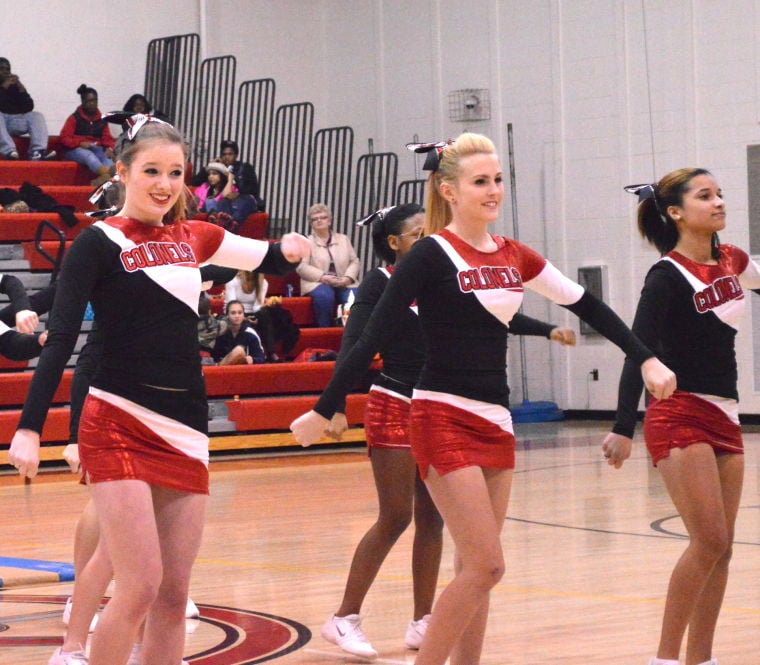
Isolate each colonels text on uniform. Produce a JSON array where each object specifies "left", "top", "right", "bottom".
[
  {"left": 120, "top": 241, "right": 195, "bottom": 272},
  {"left": 457, "top": 265, "right": 522, "bottom": 292}
]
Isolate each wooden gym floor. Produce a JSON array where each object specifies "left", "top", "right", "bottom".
[{"left": 1, "top": 420, "right": 757, "bottom": 664}]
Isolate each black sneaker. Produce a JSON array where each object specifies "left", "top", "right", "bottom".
[{"left": 3, "top": 150, "right": 19, "bottom": 160}]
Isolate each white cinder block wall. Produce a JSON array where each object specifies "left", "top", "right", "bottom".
[{"left": 6, "top": 0, "right": 760, "bottom": 414}]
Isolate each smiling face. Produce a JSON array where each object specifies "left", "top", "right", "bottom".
[
  {"left": 117, "top": 139, "right": 186, "bottom": 225},
  {"left": 669, "top": 173, "right": 726, "bottom": 237},
  {"left": 442, "top": 152, "right": 503, "bottom": 225}
]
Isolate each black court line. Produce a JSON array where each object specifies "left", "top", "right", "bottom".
[{"left": 508, "top": 507, "right": 760, "bottom": 547}]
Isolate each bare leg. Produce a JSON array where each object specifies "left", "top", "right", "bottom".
[
  {"left": 684, "top": 453, "right": 743, "bottom": 665},
  {"left": 414, "top": 466, "right": 512, "bottom": 665},
  {"left": 219, "top": 345, "right": 246, "bottom": 366},
  {"left": 336, "top": 447, "right": 416, "bottom": 616},
  {"left": 61, "top": 539, "right": 113, "bottom": 652},
  {"left": 140, "top": 486, "right": 206, "bottom": 665},
  {"left": 88, "top": 480, "right": 163, "bottom": 665},
  {"left": 411, "top": 471, "right": 443, "bottom": 619},
  {"left": 655, "top": 444, "right": 737, "bottom": 664},
  {"left": 72, "top": 498, "right": 99, "bottom": 579}
]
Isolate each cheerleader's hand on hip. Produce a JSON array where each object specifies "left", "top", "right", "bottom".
[
  {"left": 601, "top": 432, "right": 632, "bottom": 469},
  {"left": 279, "top": 233, "right": 312, "bottom": 263},
  {"left": 9, "top": 429, "right": 41, "bottom": 479},
  {"left": 290, "top": 410, "right": 330, "bottom": 447},
  {"left": 641, "top": 357, "right": 676, "bottom": 400}
]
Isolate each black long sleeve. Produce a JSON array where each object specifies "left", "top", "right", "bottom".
[
  {"left": 68, "top": 325, "right": 103, "bottom": 442},
  {"left": 0, "top": 330, "right": 43, "bottom": 360},
  {"left": 509, "top": 312, "right": 555, "bottom": 338}
]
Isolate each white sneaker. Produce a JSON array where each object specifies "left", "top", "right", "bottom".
[
  {"left": 62, "top": 597, "right": 98, "bottom": 632},
  {"left": 321, "top": 614, "right": 378, "bottom": 660},
  {"left": 48, "top": 647, "right": 89, "bottom": 665},
  {"left": 185, "top": 597, "right": 200, "bottom": 618},
  {"left": 647, "top": 659, "right": 680, "bottom": 665},
  {"left": 404, "top": 613, "right": 431, "bottom": 649}
]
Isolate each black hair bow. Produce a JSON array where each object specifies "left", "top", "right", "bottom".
[{"left": 405, "top": 140, "right": 453, "bottom": 172}]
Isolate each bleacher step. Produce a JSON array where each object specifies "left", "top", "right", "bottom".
[
  {"left": 0, "top": 245, "right": 24, "bottom": 261},
  {"left": 0, "top": 260, "right": 30, "bottom": 271}
]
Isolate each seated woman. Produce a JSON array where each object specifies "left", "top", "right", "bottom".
[
  {"left": 212, "top": 299, "right": 266, "bottom": 365},
  {"left": 194, "top": 161, "right": 258, "bottom": 231},
  {"left": 59, "top": 84, "right": 115, "bottom": 186},
  {"left": 297, "top": 203, "right": 361, "bottom": 327},
  {"left": 121, "top": 94, "right": 170, "bottom": 125},
  {"left": 224, "top": 269, "right": 274, "bottom": 354}
]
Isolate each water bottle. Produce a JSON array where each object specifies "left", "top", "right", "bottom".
[{"left": 285, "top": 284, "right": 294, "bottom": 297}]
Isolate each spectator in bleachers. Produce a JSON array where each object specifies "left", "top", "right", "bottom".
[
  {"left": 60, "top": 84, "right": 116, "bottom": 187},
  {"left": 198, "top": 293, "right": 227, "bottom": 365},
  {"left": 297, "top": 203, "right": 360, "bottom": 327},
  {"left": 194, "top": 161, "right": 230, "bottom": 212},
  {"left": 194, "top": 160, "right": 258, "bottom": 232},
  {"left": 121, "top": 94, "right": 170, "bottom": 126},
  {"left": 225, "top": 269, "right": 296, "bottom": 362},
  {"left": 219, "top": 139, "right": 264, "bottom": 212},
  {"left": 212, "top": 299, "right": 266, "bottom": 365},
  {"left": 0, "top": 57, "right": 55, "bottom": 161}
]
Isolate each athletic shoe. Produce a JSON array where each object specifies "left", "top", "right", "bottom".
[
  {"left": 186, "top": 597, "right": 200, "bottom": 618},
  {"left": 29, "top": 149, "right": 57, "bottom": 161},
  {"left": 647, "top": 659, "right": 680, "bottom": 665},
  {"left": 404, "top": 613, "right": 431, "bottom": 649},
  {"left": 321, "top": 614, "right": 378, "bottom": 660},
  {"left": 62, "top": 597, "right": 98, "bottom": 632},
  {"left": 3, "top": 150, "right": 19, "bottom": 160},
  {"left": 47, "top": 647, "right": 89, "bottom": 665}
]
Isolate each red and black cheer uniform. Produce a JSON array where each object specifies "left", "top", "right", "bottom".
[
  {"left": 339, "top": 265, "right": 561, "bottom": 451},
  {"left": 316, "top": 229, "right": 653, "bottom": 478},
  {"left": 18, "top": 217, "right": 296, "bottom": 493},
  {"left": 612, "top": 245, "right": 760, "bottom": 464}
]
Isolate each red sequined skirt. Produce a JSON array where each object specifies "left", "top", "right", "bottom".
[
  {"left": 365, "top": 386, "right": 411, "bottom": 450},
  {"left": 643, "top": 391, "right": 743, "bottom": 466},
  {"left": 78, "top": 389, "right": 210, "bottom": 494},
  {"left": 409, "top": 393, "right": 515, "bottom": 479}
]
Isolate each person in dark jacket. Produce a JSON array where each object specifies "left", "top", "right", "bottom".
[
  {"left": 0, "top": 57, "right": 54, "bottom": 160},
  {"left": 219, "top": 139, "right": 264, "bottom": 212},
  {"left": 212, "top": 299, "right": 266, "bottom": 365}
]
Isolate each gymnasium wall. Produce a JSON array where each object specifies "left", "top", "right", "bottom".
[{"left": 6, "top": 0, "right": 760, "bottom": 413}]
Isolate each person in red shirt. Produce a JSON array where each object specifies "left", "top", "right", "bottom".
[{"left": 59, "top": 84, "right": 116, "bottom": 186}]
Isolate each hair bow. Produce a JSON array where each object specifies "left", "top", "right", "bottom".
[
  {"left": 123, "top": 113, "right": 170, "bottom": 140},
  {"left": 405, "top": 140, "right": 453, "bottom": 172},
  {"left": 88, "top": 174, "right": 120, "bottom": 205},
  {"left": 623, "top": 183, "right": 658, "bottom": 203},
  {"left": 356, "top": 205, "right": 396, "bottom": 226},
  {"left": 624, "top": 182, "right": 668, "bottom": 223}
]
